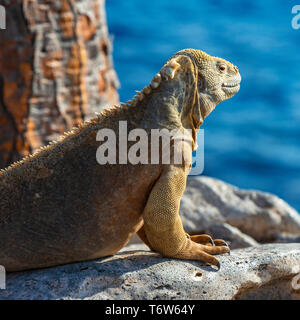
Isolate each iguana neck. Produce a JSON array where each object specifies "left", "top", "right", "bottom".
[
  {"left": 141, "top": 89, "right": 183, "bottom": 130},
  {"left": 139, "top": 85, "right": 199, "bottom": 150},
  {"left": 198, "top": 94, "right": 217, "bottom": 120}
]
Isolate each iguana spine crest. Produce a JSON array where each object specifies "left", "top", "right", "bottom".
[{"left": 0, "top": 58, "right": 180, "bottom": 175}]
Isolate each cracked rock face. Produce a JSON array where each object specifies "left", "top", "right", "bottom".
[{"left": 0, "top": 243, "right": 299, "bottom": 300}]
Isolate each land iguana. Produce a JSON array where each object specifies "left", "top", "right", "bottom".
[{"left": 0, "top": 49, "right": 241, "bottom": 272}]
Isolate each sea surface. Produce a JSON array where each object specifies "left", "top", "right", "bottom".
[{"left": 106, "top": 0, "right": 300, "bottom": 212}]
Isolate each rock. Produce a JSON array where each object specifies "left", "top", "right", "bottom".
[
  {"left": 204, "top": 223, "right": 259, "bottom": 249},
  {"left": 180, "top": 176, "right": 300, "bottom": 246},
  {"left": 275, "top": 233, "right": 300, "bottom": 243},
  {"left": 0, "top": 243, "right": 300, "bottom": 300}
]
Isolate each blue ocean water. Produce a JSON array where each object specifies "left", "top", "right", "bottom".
[{"left": 106, "top": 0, "right": 300, "bottom": 212}]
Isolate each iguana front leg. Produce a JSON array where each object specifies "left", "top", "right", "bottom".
[
  {"left": 142, "top": 165, "right": 229, "bottom": 268},
  {"left": 137, "top": 225, "right": 154, "bottom": 251}
]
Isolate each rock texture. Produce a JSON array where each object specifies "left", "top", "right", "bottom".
[
  {"left": 0, "top": 0, "right": 119, "bottom": 169},
  {"left": 0, "top": 243, "right": 299, "bottom": 300}
]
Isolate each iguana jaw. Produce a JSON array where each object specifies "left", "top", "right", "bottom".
[
  {"left": 222, "top": 83, "right": 240, "bottom": 94},
  {"left": 222, "top": 80, "right": 240, "bottom": 89},
  {"left": 220, "top": 74, "right": 241, "bottom": 96}
]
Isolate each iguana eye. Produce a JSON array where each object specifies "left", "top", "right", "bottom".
[{"left": 218, "top": 64, "right": 226, "bottom": 72}]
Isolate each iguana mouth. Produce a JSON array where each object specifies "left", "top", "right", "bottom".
[
  {"left": 221, "top": 72, "right": 241, "bottom": 92},
  {"left": 221, "top": 79, "right": 241, "bottom": 94},
  {"left": 222, "top": 80, "right": 240, "bottom": 88}
]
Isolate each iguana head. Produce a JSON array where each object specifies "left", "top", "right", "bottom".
[
  {"left": 169, "top": 49, "right": 241, "bottom": 129},
  {"left": 123, "top": 48, "right": 241, "bottom": 148}
]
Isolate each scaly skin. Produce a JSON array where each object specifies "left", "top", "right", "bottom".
[{"left": 0, "top": 49, "right": 241, "bottom": 271}]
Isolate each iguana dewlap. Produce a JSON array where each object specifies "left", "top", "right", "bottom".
[{"left": 0, "top": 49, "right": 241, "bottom": 271}]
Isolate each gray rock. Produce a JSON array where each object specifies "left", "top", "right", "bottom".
[
  {"left": 275, "top": 233, "right": 300, "bottom": 243},
  {"left": 204, "top": 223, "right": 259, "bottom": 249},
  {"left": 0, "top": 243, "right": 300, "bottom": 300},
  {"left": 180, "top": 176, "right": 300, "bottom": 246}
]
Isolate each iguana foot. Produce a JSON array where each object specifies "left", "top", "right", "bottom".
[
  {"left": 174, "top": 236, "right": 230, "bottom": 269},
  {"left": 188, "top": 234, "right": 214, "bottom": 246},
  {"left": 210, "top": 238, "right": 230, "bottom": 255},
  {"left": 189, "top": 234, "right": 229, "bottom": 248},
  {"left": 213, "top": 238, "right": 230, "bottom": 248}
]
